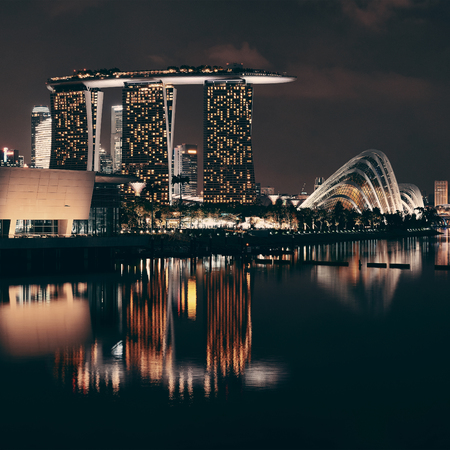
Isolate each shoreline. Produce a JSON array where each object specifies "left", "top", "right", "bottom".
[{"left": 132, "top": 227, "right": 441, "bottom": 259}]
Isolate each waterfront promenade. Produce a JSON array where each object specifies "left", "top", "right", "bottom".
[{"left": 0, "top": 228, "right": 439, "bottom": 277}]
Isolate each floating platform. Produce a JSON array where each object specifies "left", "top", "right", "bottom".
[
  {"left": 303, "top": 260, "right": 349, "bottom": 267},
  {"left": 255, "top": 258, "right": 273, "bottom": 264},
  {"left": 435, "top": 264, "right": 450, "bottom": 270},
  {"left": 367, "top": 262, "right": 387, "bottom": 268},
  {"left": 273, "top": 259, "right": 291, "bottom": 264},
  {"left": 389, "top": 263, "right": 410, "bottom": 269}
]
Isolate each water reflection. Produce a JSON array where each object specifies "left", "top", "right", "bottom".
[
  {"left": 0, "top": 257, "right": 266, "bottom": 400},
  {"left": 1, "top": 234, "right": 446, "bottom": 400},
  {"left": 0, "top": 283, "right": 91, "bottom": 357}
]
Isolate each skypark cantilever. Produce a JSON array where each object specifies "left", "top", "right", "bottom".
[
  {"left": 46, "top": 66, "right": 296, "bottom": 90},
  {"left": 46, "top": 65, "right": 296, "bottom": 205}
]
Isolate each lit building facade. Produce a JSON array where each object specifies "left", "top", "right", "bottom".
[
  {"left": 49, "top": 86, "right": 103, "bottom": 171},
  {"left": 121, "top": 83, "right": 176, "bottom": 205},
  {"left": 434, "top": 180, "right": 448, "bottom": 206},
  {"left": 110, "top": 105, "right": 123, "bottom": 173},
  {"left": 203, "top": 81, "right": 255, "bottom": 204},
  {"left": 173, "top": 144, "right": 198, "bottom": 197},
  {"left": 31, "top": 106, "right": 51, "bottom": 168}
]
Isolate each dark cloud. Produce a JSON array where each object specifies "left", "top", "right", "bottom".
[
  {"left": 42, "top": 0, "right": 106, "bottom": 17},
  {"left": 340, "top": 0, "right": 416, "bottom": 31},
  {"left": 205, "top": 42, "right": 271, "bottom": 68},
  {"left": 265, "top": 64, "right": 434, "bottom": 102}
]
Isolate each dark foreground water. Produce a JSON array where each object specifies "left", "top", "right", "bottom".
[{"left": 2, "top": 232, "right": 450, "bottom": 449}]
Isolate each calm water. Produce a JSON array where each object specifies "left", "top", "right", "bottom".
[{"left": 2, "top": 232, "right": 450, "bottom": 449}]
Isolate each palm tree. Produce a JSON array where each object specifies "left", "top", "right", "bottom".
[{"left": 141, "top": 182, "right": 159, "bottom": 232}]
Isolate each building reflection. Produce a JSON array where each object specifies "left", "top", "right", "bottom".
[
  {"left": 6, "top": 257, "right": 264, "bottom": 399},
  {"left": 0, "top": 283, "right": 91, "bottom": 357},
  {"left": 435, "top": 228, "right": 450, "bottom": 265},
  {"left": 304, "top": 239, "right": 423, "bottom": 313}
]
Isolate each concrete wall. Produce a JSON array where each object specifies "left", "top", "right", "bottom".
[{"left": 0, "top": 167, "right": 95, "bottom": 236}]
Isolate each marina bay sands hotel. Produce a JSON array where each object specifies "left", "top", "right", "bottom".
[{"left": 46, "top": 65, "right": 295, "bottom": 204}]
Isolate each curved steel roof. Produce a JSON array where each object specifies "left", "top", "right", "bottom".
[{"left": 300, "top": 150, "right": 422, "bottom": 215}]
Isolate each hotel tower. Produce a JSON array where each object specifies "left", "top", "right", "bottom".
[
  {"left": 203, "top": 81, "right": 255, "bottom": 204},
  {"left": 49, "top": 86, "right": 103, "bottom": 171}
]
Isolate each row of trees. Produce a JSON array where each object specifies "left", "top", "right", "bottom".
[{"left": 120, "top": 197, "right": 442, "bottom": 232}]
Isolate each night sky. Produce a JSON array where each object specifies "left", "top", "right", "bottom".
[{"left": 1, "top": 0, "right": 449, "bottom": 197}]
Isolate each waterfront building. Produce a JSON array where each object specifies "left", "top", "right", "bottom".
[
  {"left": 31, "top": 106, "right": 51, "bottom": 168},
  {"left": 300, "top": 150, "right": 424, "bottom": 214},
  {"left": 110, "top": 105, "right": 123, "bottom": 173},
  {"left": 203, "top": 80, "right": 255, "bottom": 204},
  {"left": 49, "top": 86, "right": 103, "bottom": 171},
  {"left": 434, "top": 180, "right": 448, "bottom": 206},
  {"left": 0, "top": 167, "right": 138, "bottom": 237},
  {"left": 120, "top": 83, "right": 176, "bottom": 205},
  {"left": 173, "top": 144, "right": 198, "bottom": 197},
  {"left": 0, "top": 167, "right": 95, "bottom": 237}
]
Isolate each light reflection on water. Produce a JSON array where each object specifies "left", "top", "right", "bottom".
[{"left": 2, "top": 233, "right": 450, "bottom": 448}]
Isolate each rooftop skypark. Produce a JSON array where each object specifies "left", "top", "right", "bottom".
[{"left": 47, "top": 65, "right": 296, "bottom": 89}]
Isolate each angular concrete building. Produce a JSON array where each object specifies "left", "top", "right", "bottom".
[{"left": 0, "top": 167, "right": 95, "bottom": 237}]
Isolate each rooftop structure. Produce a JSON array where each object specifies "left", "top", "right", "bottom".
[{"left": 46, "top": 66, "right": 296, "bottom": 90}]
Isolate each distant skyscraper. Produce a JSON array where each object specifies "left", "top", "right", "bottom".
[
  {"left": 261, "top": 186, "right": 275, "bottom": 196},
  {"left": 435, "top": 180, "right": 448, "bottom": 206},
  {"left": 99, "top": 147, "right": 113, "bottom": 173},
  {"left": 121, "top": 83, "right": 176, "bottom": 204},
  {"left": 173, "top": 144, "right": 198, "bottom": 197},
  {"left": 49, "top": 87, "right": 103, "bottom": 171},
  {"left": 314, "top": 177, "right": 324, "bottom": 191},
  {"left": 203, "top": 81, "right": 255, "bottom": 204},
  {"left": 31, "top": 106, "right": 51, "bottom": 168},
  {"left": 110, "top": 105, "right": 122, "bottom": 173}
]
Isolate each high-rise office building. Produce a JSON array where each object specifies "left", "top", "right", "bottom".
[
  {"left": 31, "top": 106, "right": 51, "bottom": 168},
  {"left": 49, "top": 87, "right": 103, "bottom": 171},
  {"left": 121, "top": 83, "right": 176, "bottom": 205},
  {"left": 110, "top": 105, "right": 122, "bottom": 173},
  {"left": 173, "top": 144, "right": 198, "bottom": 197},
  {"left": 203, "top": 81, "right": 255, "bottom": 204},
  {"left": 435, "top": 180, "right": 448, "bottom": 206}
]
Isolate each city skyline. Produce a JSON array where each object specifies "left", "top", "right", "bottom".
[{"left": 1, "top": 1, "right": 450, "bottom": 196}]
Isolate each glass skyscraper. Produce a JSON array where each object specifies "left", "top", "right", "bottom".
[
  {"left": 203, "top": 81, "right": 255, "bottom": 204},
  {"left": 31, "top": 106, "right": 51, "bottom": 168}
]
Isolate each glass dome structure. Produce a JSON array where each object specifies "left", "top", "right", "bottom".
[{"left": 300, "top": 150, "right": 423, "bottom": 214}]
